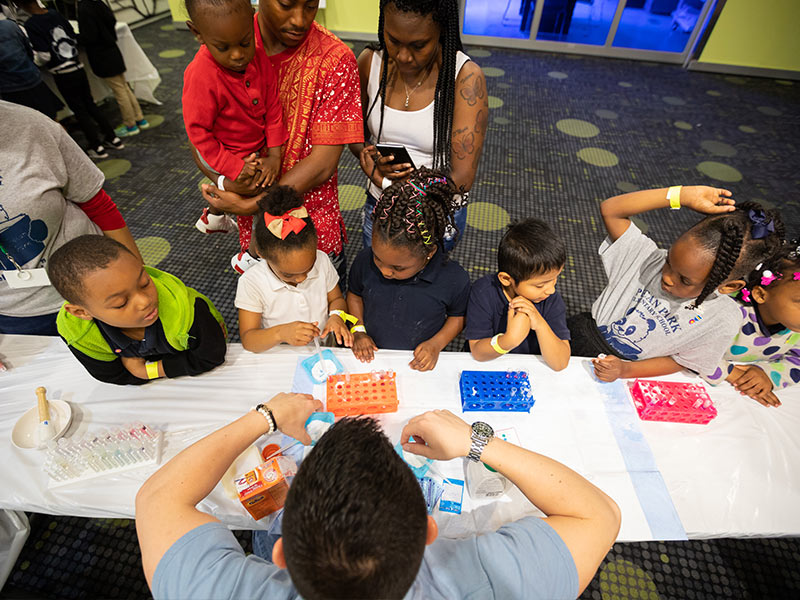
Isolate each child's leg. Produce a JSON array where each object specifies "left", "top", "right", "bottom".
[
  {"left": 104, "top": 73, "right": 137, "bottom": 128},
  {"left": 54, "top": 70, "right": 103, "bottom": 148},
  {"left": 76, "top": 71, "right": 116, "bottom": 143}
]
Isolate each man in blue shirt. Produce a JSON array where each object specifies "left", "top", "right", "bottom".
[{"left": 136, "top": 393, "right": 620, "bottom": 599}]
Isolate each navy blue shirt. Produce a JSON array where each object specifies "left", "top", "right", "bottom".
[
  {"left": 463, "top": 274, "right": 570, "bottom": 354},
  {"left": 0, "top": 20, "right": 41, "bottom": 93},
  {"left": 349, "top": 248, "right": 471, "bottom": 350}
]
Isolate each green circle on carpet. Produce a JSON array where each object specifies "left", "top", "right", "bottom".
[
  {"left": 616, "top": 181, "right": 639, "bottom": 193},
  {"left": 725, "top": 75, "right": 747, "bottom": 85},
  {"left": 338, "top": 184, "right": 365, "bottom": 211},
  {"left": 701, "top": 140, "right": 737, "bottom": 157},
  {"left": 483, "top": 67, "right": 505, "bottom": 77},
  {"left": 469, "top": 48, "right": 492, "bottom": 58},
  {"left": 159, "top": 67, "right": 173, "bottom": 74},
  {"left": 142, "top": 114, "right": 165, "bottom": 127},
  {"left": 158, "top": 49, "right": 185, "bottom": 58},
  {"left": 706, "top": 90, "right": 721, "bottom": 97},
  {"left": 556, "top": 119, "right": 599, "bottom": 138},
  {"left": 136, "top": 236, "right": 171, "bottom": 267},
  {"left": 618, "top": 81, "right": 632, "bottom": 88},
  {"left": 697, "top": 161, "right": 742, "bottom": 182},
  {"left": 488, "top": 96, "right": 504, "bottom": 109},
  {"left": 599, "top": 559, "right": 660, "bottom": 600},
  {"left": 139, "top": 42, "right": 153, "bottom": 49},
  {"left": 595, "top": 109, "right": 618, "bottom": 119},
  {"left": 97, "top": 159, "right": 131, "bottom": 180},
  {"left": 496, "top": 82, "right": 511, "bottom": 89},
  {"left": 466, "top": 202, "right": 510, "bottom": 231},
  {"left": 344, "top": 41, "right": 354, "bottom": 49},
  {"left": 775, "top": 79, "right": 793, "bottom": 86},
  {"left": 662, "top": 96, "right": 686, "bottom": 106},
  {"left": 738, "top": 125, "right": 756, "bottom": 134},
  {"left": 577, "top": 147, "right": 619, "bottom": 168},
  {"left": 160, "top": 24, "right": 175, "bottom": 31},
  {"left": 548, "top": 71, "right": 568, "bottom": 80},
  {"left": 197, "top": 177, "right": 213, "bottom": 191},
  {"left": 757, "top": 106, "right": 782, "bottom": 116},
  {"left": 494, "top": 116, "right": 510, "bottom": 125},
  {"left": 674, "top": 121, "right": 693, "bottom": 130}
]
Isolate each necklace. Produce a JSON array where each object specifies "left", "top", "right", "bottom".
[{"left": 400, "top": 63, "right": 432, "bottom": 110}]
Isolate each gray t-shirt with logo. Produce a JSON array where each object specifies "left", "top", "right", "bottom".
[
  {"left": 0, "top": 100, "right": 104, "bottom": 317},
  {"left": 591, "top": 222, "right": 742, "bottom": 374}
]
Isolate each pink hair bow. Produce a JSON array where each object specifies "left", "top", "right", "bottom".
[{"left": 264, "top": 207, "right": 308, "bottom": 239}]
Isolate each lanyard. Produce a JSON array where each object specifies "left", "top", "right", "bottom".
[{"left": 0, "top": 242, "right": 31, "bottom": 279}]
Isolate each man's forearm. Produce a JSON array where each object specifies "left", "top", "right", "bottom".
[{"left": 279, "top": 145, "right": 343, "bottom": 194}]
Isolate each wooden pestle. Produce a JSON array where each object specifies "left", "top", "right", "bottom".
[{"left": 36, "top": 386, "right": 50, "bottom": 424}]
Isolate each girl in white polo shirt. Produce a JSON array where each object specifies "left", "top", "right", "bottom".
[{"left": 235, "top": 186, "right": 353, "bottom": 352}]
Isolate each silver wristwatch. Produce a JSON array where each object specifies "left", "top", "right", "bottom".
[
  {"left": 467, "top": 421, "right": 494, "bottom": 462},
  {"left": 255, "top": 403, "right": 277, "bottom": 434}
]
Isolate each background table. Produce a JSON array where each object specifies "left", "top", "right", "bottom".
[
  {"left": 1, "top": 335, "right": 798, "bottom": 542},
  {"left": 42, "top": 21, "right": 162, "bottom": 115}
]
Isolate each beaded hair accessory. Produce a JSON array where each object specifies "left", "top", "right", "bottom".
[{"left": 378, "top": 176, "right": 448, "bottom": 247}]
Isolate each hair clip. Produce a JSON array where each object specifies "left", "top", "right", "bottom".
[
  {"left": 741, "top": 288, "right": 752, "bottom": 303},
  {"left": 264, "top": 207, "right": 307, "bottom": 239},
  {"left": 761, "top": 270, "right": 779, "bottom": 286},
  {"left": 793, "top": 273, "right": 800, "bottom": 281},
  {"left": 748, "top": 209, "right": 775, "bottom": 240},
  {"left": 408, "top": 182, "right": 427, "bottom": 196}
]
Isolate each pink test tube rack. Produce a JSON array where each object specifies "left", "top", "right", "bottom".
[{"left": 627, "top": 379, "right": 717, "bottom": 425}]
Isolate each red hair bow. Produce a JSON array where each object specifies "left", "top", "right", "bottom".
[{"left": 264, "top": 207, "right": 308, "bottom": 239}]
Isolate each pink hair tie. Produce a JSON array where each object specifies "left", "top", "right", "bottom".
[
  {"left": 741, "top": 288, "right": 751, "bottom": 303},
  {"left": 761, "top": 270, "right": 779, "bottom": 286},
  {"left": 793, "top": 272, "right": 800, "bottom": 281}
]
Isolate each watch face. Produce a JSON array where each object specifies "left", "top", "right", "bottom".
[{"left": 472, "top": 421, "right": 493, "bottom": 439}]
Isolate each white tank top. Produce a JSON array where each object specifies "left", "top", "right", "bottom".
[{"left": 366, "top": 49, "right": 471, "bottom": 198}]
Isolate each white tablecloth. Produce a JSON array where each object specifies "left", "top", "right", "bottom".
[
  {"left": 1, "top": 335, "right": 799, "bottom": 541},
  {"left": 42, "top": 21, "right": 162, "bottom": 112}
]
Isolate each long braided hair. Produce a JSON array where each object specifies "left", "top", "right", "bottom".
[
  {"left": 366, "top": 0, "right": 462, "bottom": 172},
  {"left": 688, "top": 201, "right": 785, "bottom": 308},
  {"left": 373, "top": 167, "right": 460, "bottom": 255}
]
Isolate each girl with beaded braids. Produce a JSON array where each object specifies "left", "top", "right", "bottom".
[
  {"left": 702, "top": 244, "right": 800, "bottom": 408},
  {"left": 566, "top": 185, "right": 784, "bottom": 384},
  {"left": 346, "top": 168, "right": 471, "bottom": 371},
  {"left": 349, "top": 0, "right": 488, "bottom": 251}
]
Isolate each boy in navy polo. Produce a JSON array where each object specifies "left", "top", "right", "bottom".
[{"left": 464, "top": 218, "right": 571, "bottom": 370}]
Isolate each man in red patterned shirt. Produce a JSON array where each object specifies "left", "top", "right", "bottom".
[{"left": 199, "top": 0, "right": 363, "bottom": 283}]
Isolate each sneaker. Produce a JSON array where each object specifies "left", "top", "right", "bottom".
[
  {"left": 88, "top": 145, "right": 108, "bottom": 159},
  {"left": 195, "top": 208, "right": 237, "bottom": 234},
  {"left": 136, "top": 119, "right": 150, "bottom": 129},
  {"left": 231, "top": 250, "right": 260, "bottom": 274},
  {"left": 105, "top": 136, "right": 125, "bottom": 150},
  {"left": 115, "top": 124, "right": 140, "bottom": 137}
]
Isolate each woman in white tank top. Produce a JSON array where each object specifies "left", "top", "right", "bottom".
[{"left": 349, "top": 0, "right": 489, "bottom": 251}]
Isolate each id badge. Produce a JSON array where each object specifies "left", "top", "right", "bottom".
[{"left": 2, "top": 268, "right": 51, "bottom": 289}]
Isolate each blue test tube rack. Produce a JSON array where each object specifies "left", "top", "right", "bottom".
[{"left": 459, "top": 370, "right": 535, "bottom": 412}]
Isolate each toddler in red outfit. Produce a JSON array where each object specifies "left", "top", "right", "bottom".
[{"left": 182, "top": 0, "right": 287, "bottom": 237}]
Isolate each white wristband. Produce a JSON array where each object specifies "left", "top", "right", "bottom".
[
  {"left": 216, "top": 174, "right": 226, "bottom": 192},
  {"left": 381, "top": 177, "right": 392, "bottom": 190}
]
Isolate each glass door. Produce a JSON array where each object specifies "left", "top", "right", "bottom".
[{"left": 460, "top": 0, "right": 717, "bottom": 64}]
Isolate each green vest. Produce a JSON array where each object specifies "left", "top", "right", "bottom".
[{"left": 57, "top": 266, "right": 225, "bottom": 362}]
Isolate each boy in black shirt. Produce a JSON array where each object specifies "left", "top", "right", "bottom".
[{"left": 48, "top": 235, "right": 227, "bottom": 385}]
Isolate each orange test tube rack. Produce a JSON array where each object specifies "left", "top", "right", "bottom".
[{"left": 326, "top": 371, "right": 399, "bottom": 417}]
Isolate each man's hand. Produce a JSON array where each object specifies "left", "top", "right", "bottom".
[
  {"left": 352, "top": 332, "right": 377, "bottom": 362},
  {"left": 409, "top": 339, "right": 440, "bottom": 371},
  {"left": 682, "top": 186, "right": 735, "bottom": 215},
  {"left": 200, "top": 183, "right": 264, "bottom": 215},
  {"left": 592, "top": 355, "right": 627, "bottom": 382},
  {"left": 121, "top": 356, "right": 148, "bottom": 379},
  {"left": 280, "top": 321, "right": 320, "bottom": 346},
  {"left": 321, "top": 315, "right": 353, "bottom": 347},
  {"left": 266, "top": 392, "right": 323, "bottom": 445},
  {"left": 400, "top": 410, "right": 472, "bottom": 461}
]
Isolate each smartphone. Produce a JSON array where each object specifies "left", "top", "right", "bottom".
[{"left": 375, "top": 143, "right": 416, "bottom": 169}]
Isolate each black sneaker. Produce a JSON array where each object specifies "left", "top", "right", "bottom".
[
  {"left": 105, "top": 136, "right": 125, "bottom": 150},
  {"left": 88, "top": 145, "right": 108, "bottom": 159}
]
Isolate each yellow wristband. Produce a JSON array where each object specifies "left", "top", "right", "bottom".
[
  {"left": 145, "top": 361, "right": 160, "bottom": 380},
  {"left": 330, "top": 310, "right": 357, "bottom": 325},
  {"left": 490, "top": 334, "right": 509, "bottom": 355},
  {"left": 667, "top": 185, "right": 682, "bottom": 210},
  {"left": 351, "top": 324, "right": 366, "bottom": 334}
]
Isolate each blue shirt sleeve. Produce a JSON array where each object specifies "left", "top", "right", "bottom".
[
  {"left": 348, "top": 248, "right": 369, "bottom": 297},
  {"left": 540, "top": 292, "right": 571, "bottom": 341},
  {"left": 446, "top": 263, "right": 471, "bottom": 317},
  {"left": 463, "top": 276, "right": 498, "bottom": 341},
  {"left": 152, "top": 522, "right": 298, "bottom": 600},
  {"left": 407, "top": 517, "right": 578, "bottom": 600}
]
